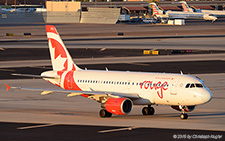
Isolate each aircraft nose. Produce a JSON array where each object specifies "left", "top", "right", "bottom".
[{"left": 201, "top": 89, "right": 212, "bottom": 104}]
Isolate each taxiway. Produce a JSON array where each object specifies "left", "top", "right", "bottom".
[{"left": 0, "top": 22, "right": 225, "bottom": 140}]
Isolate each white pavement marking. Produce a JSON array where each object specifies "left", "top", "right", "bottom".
[
  {"left": 17, "top": 123, "right": 56, "bottom": 130},
  {"left": 98, "top": 126, "right": 140, "bottom": 133}
]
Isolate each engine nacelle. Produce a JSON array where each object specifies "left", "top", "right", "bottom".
[
  {"left": 171, "top": 105, "right": 196, "bottom": 112},
  {"left": 104, "top": 98, "right": 133, "bottom": 115}
]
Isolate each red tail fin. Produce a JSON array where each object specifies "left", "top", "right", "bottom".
[{"left": 45, "top": 25, "right": 81, "bottom": 71}]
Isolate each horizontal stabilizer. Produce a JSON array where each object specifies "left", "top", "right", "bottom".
[
  {"left": 11, "top": 73, "right": 58, "bottom": 79},
  {"left": 5, "top": 83, "right": 11, "bottom": 92}
]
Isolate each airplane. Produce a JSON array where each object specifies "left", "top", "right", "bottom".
[
  {"left": 149, "top": 2, "right": 217, "bottom": 22},
  {"left": 180, "top": 1, "right": 225, "bottom": 18},
  {"left": 1, "top": 8, "right": 26, "bottom": 13},
  {"left": 5, "top": 25, "right": 213, "bottom": 120}
]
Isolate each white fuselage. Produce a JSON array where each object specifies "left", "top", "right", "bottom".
[
  {"left": 43, "top": 70, "right": 212, "bottom": 106},
  {"left": 166, "top": 11, "right": 217, "bottom": 21},
  {"left": 201, "top": 9, "right": 225, "bottom": 18}
]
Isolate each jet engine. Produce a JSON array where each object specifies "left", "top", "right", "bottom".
[
  {"left": 104, "top": 98, "right": 133, "bottom": 115},
  {"left": 171, "top": 105, "right": 195, "bottom": 112}
]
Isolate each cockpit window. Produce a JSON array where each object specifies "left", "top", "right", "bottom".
[
  {"left": 186, "top": 83, "right": 204, "bottom": 88},
  {"left": 190, "top": 84, "right": 195, "bottom": 88},
  {"left": 195, "top": 83, "right": 203, "bottom": 88},
  {"left": 185, "top": 83, "right": 190, "bottom": 88}
]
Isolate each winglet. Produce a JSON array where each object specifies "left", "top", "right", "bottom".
[{"left": 5, "top": 83, "right": 11, "bottom": 92}]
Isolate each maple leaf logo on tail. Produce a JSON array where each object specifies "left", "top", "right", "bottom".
[{"left": 45, "top": 25, "right": 80, "bottom": 71}]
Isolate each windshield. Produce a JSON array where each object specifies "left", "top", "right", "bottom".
[{"left": 185, "top": 83, "right": 204, "bottom": 88}]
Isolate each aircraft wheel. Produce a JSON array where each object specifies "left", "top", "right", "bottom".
[
  {"left": 99, "top": 109, "right": 112, "bottom": 118},
  {"left": 142, "top": 107, "right": 155, "bottom": 115},
  {"left": 148, "top": 107, "right": 155, "bottom": 115},
  {"left": 180, "top": 113, "right": 188, "bottom": 120},
  {"left": 142, "top": 107, "right": 149, "bottom": 115},
  {"left": 106, "top": 111, "right": 112, "bottom": 117}
]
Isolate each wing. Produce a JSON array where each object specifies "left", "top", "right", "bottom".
[{"left": 5, "top": 84, "right": 140, "bottom": 101}]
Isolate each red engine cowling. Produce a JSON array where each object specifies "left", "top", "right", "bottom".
[
  {"left": 171, "top": 105, "right": 196, "bottom": 112},
  {"left": 105, "top": 98, "right": 133, "bottom": 115}
]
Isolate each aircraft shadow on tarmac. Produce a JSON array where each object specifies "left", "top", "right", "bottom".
[
  {"left": 103, "top": 111, "right": 225, "bottom": 119},
  {"left": 190, "top": 112, "right": 225, "bottom": 117}
]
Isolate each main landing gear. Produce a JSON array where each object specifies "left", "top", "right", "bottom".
[
  {"left": 99, "top": 109, "right": 112, "bottom": 118},
  {"left": 142, "top": 105, "right": 155, "bottom": 115}
]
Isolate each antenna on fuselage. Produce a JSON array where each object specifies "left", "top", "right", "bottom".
[{"left": 180, "top": 71, "right": 183, "bottom": 75}]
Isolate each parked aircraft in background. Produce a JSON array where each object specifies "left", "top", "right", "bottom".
[
  {"left": 150, "top": 2, "right": 217, "bottom": 22},
  {"left": 5, "top": 25, "right": 213, "bottom": 120},
  {"left": 0, "top": 7, "right": 35, "bottom": 13},
  {"left": 180, "top": 1, "right": 225, "bottom": 18}
]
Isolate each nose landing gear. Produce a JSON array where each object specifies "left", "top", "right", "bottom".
[
  {"left": 180, "top": 106, "right": 188, "bottom": 119},
  {"left": 180, "top": 113, "right": 188, "bottom": 119}
]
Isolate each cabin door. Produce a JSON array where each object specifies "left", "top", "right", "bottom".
[
  {"left": 170, "top": 79, "right": 179, "bottom": 95},
  {"left": 67, "top": 77, "right": 73, "bottom": 89}
]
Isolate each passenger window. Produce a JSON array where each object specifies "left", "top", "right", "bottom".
[
  {"left": 185, "top": 83, "right": 190, "bottom": 88},
  {"left": 190, "top": 84, "right": 195, "bottom": 88}
]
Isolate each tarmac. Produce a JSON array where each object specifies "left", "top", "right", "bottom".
[{"left": 0, "top": 21, "right": 225, "bottom": 140}]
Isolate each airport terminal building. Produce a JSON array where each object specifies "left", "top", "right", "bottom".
[{"left": 0, "top": 0, "right": 225, "bottom": 24}]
